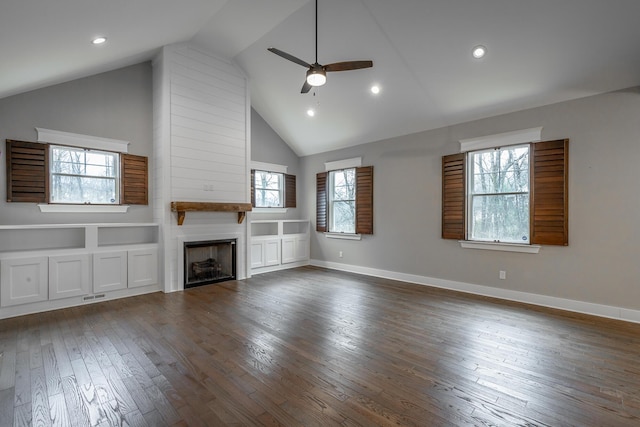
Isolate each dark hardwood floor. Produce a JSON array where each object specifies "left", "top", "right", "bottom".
[{"left": 1, "top": 266, "right": 640, "bottom": 426}]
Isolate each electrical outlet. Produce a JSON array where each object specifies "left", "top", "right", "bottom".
[
  {"left": 339, "top": 251, "right": 343, "bottom": 258},
  {"left": 499, "top": 270, "right": 506, "bottom": 280}
]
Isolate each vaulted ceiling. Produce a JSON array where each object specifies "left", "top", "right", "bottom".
[{"left": 3, "top": 0, "right": 640, "bottom": 156}]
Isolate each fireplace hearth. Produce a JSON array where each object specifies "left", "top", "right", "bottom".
[{"left": 184, "top": 239, "right": 236, "bottom": 288}]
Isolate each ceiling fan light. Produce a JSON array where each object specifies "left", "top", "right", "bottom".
[{"left": 306, "top": 69, "right": 327, "bottom": 86}]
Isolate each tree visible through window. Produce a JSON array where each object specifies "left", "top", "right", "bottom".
[
  {"left": 329, "top": 168, "right": 356, "bottom": 233},
  {"left": 254, "top": 170, "right": 283, "bottom": 208},
  {"left": 469, "top": 145, "right": 529, "bottom": 243},
  {"left": 50, "top": 145, "right": 119, "bottom": 204}
]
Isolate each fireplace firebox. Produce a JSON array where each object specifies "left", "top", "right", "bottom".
[{"left": 184, "top": 239, "right": 236, "bottom": 288}]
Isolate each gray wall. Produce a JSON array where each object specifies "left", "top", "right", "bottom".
[
  {"left": 301, "top": 87, "right": 640, "bottom": 311},
  {"left": 0, "top": 62, "right": 153, "bottom": 224},
  {"left": 251, "top": 108, "right": 302, "bottom": 220}
]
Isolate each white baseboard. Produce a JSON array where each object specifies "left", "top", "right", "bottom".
[{"left": 310, "top": 259, "right": 640, "bottom": 324}]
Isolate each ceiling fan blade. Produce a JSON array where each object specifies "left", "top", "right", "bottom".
[
  {"left": 325, "top": 60, "right": 373, "bottom": 72},
  {"left": 268, "top": 47, "right": 311, "bottom": 68},
  {"left": 301, "top": 80, "right": 312, "bottom": 94}
]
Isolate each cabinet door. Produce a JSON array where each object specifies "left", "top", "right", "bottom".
[
  {"left": 251, "top": 241, "right": 266, "bottom": 269},
  {"left": 281, "top": 237, "right": 296, "bottom": 264},
  {"left": 93, "top": 251, "right": 127, "bottom": 293},
  {"left": 295, "top": 235, "right": 309, "bottom": 261},
  {"left": 1, "top": 257, "right": 48, "bottom": 307},
  {"left": 264, "top": 239, "right": 280, "bottom": 266},
  {"left": 49, "top": 254, "right": 91, "bottom": 300},
  {"left": 128, "top": 248, "right": 158, "bottom": 288}
]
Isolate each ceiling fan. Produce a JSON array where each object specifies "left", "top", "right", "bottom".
[{"left": 268, "top": 0, "right": 373, "bottom": 93}]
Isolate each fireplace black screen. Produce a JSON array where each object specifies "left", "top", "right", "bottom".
[{"left": 184, "top": 239, "right": 236, "bottom": 288}]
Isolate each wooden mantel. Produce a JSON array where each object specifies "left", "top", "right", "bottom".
[{"left": 170, "top": 202, "right": 253, "bottom": 226}]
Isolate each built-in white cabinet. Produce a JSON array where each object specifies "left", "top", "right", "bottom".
[
  {"left": 128, "top": 248, "right": 158, "bottom": 288},
  {"left": 251, "top": 238, "right": 281, "bottom": 269},
  {"left": 250, "top": 220, "right": 309, "bottom": 274},
  {"left": 93, "top": 251, "right": 128, "bottom": 293},
  {"left": 0, "top": 223, "right": 159, "bottom": 318},
  {"left": 49, "top": 254, "right": 91, "bottom": 300},
  {"left": 282, "top": 235, "right": 309, "bottom": 264},
  {"left": 0, "top": 257, "right": 48, "bottom": 307}
]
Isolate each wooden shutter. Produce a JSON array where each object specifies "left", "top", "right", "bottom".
[
  {"left": 285, "top": 173, "right": 296, "bottom": 208},
  {"left": 531, "top": 139, "right": 568, "bottom": 245},
  {"left": 250, "top": 169, "right": 256, "bottom": 206},
  {"left": 442, "top": 153, "right": 466, "bottom": 240},
  {"left": 6, "top": 140, "right": 48, "bottom": 203},
  {"left": 355, "top": 166, "right": 373, "bottom": 234},
  {"left": 121, "top": 154, "right": 148, "bottom": 205},
  {"left": 316, "top": 172, "right": 328, "bottom": 232}
]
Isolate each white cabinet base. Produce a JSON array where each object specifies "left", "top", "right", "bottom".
[
  {"left": 250, "top": 220, "right": 310, "bottom": 275},
  {"left": 1, "top": 257, "right": 48, "bottom": 307},
  {"left": 128, "top": 248, "right": 158, "bottom": 288},
  {"left": 49, "top": 254, "right": 91, "bottom": 300},
  {"left": 93, "top": 251, "right": 128, "bottom": 293}
]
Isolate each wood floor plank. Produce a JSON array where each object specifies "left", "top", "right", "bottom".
[
  {"left": 14, "top": 401, "right": 32, "bottom": 427},
  {"left": 31, "top": 366, "right": 52, "bottom": 427},
  {"left": 0, "top": 387, "right": 15, "bottom": 427},
  {"left": 14, "top": 351, "right": 31, "bottom": 406},
  {"left": 49, "top": 392, "right": 71, "bottom": 427},
  {"left": 61, "top": 375, "right": 91, "bottom": 427}
]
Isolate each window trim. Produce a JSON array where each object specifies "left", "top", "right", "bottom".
[
  {"left": 316, "top": 164, "right": 373, "bottom": 236},
  {"left": 253, "top": 169, "right": 285, "bottom": 208},
  {"left": 442, "top": 137, "right": 568, "bottom": 250},
  {"left": 250, "top": 162, "right": 296, "bottom": 210},
  {"left": 467, "top": 144, "right": 531, "bottom": 244},
  {"left": 49, "top": 144, "right": 121, "bottom": 205},
  {"left": 328, "top": 168, "right": 357, "bottom": 234},
  {"left": 5, "top": 139, "right": 148, "bottom": 211}
]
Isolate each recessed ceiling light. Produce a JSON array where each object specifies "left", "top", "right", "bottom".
[
  {"left": 306, "top": 109, "right": 316, "bottom": 117},
  {"left": 92, "top": 37, "right": 107, "bottom": 45},
  {"left": 371, "top": 85, "right": 380, "bottom": 95},
  {"left": 472, "top": 45, "right": 486, "bottom": 59}
]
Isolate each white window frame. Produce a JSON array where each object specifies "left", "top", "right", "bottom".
[
  {"left": 253, "top": 170, "right": 285, "bottom": 208},
  {"left": 49, "top": 144, "right": 120, "bottom": 205},
  {"left": 328, "top": 168, "right": 357, "bottom": 234},
  {"left": 36, "top": 128, "right": 131, "bottom": 213},
  {"left": 458, "top": 128, "right": 543, "bottom": 253},
  {"left": 323, "top": 157, "right": 362, "bottom": 239},
  {"left": 467, "top": 144, "right": 530, "bottom": 244}
]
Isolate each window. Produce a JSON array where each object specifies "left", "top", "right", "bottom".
[
  {"left": 50, "top": 145, "right": 119, "bottom": 204},
  {"left": 5, "top": 139, "right": 148, "bottom": 206},
  {"left": 316, "top": 166, "right": 373, "bottom": 235},
  {"left": 250, "top": 169, "right": 296, "bottom": 209},
  {"left": 442, "top": 139, "right": 568, "bottom": 246},
  {"left": 253, "top": 170, "right": 283, "bottom": 208},
  {"left": 468, "top": 145, "right": 529, "bottom": 243},
  {"left": 329, "top": 169, "right": 356, "bottom": 233}
]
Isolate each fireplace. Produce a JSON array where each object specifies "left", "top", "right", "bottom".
[{"left": 184, "top": 239, "right": 236, "bottom": 288}]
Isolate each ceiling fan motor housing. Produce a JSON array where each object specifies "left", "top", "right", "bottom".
[{"left": 306, "top": 65, "right": 327, "bottom": 86}]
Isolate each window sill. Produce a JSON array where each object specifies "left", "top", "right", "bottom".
[
  {"left": 325, "top": 232, "right": 362, "bottom": 241},
  {"left": 252, "top": 208, "right": 288, "bottom": 214},
  {"left": 459, "top": 240, "right": 540, "bottom": 254},
  {"left": 38, "top": 204, "right": 130, "bottom": 214}
]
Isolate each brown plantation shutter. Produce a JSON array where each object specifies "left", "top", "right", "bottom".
[
  {"left": 442, "top": 153, "right": 466, "bottom": 240},
  {"left": 250, "top": 169, "right": 256, "bottom": 206},
  {"left": 531, "top": 139, "right": 569, "bottom": 245},
  {"left": 6, "top": 140, "right": 48, "bottom": 203},
  {"left": 316, "top": 172, "right": 328, "bottom": 232},
  {"left": 285, "top": 173, "right": 296, "bottom": 208},
  {"left": 121, "top": 153, "right": 148, "bottom": 205},
  {"left": 355, "top": 166, "right": 373, "bottom": 234}
]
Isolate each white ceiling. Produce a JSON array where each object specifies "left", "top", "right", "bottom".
[{"left": 3, "top": 0, "right": 640, "bottom": 156}]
